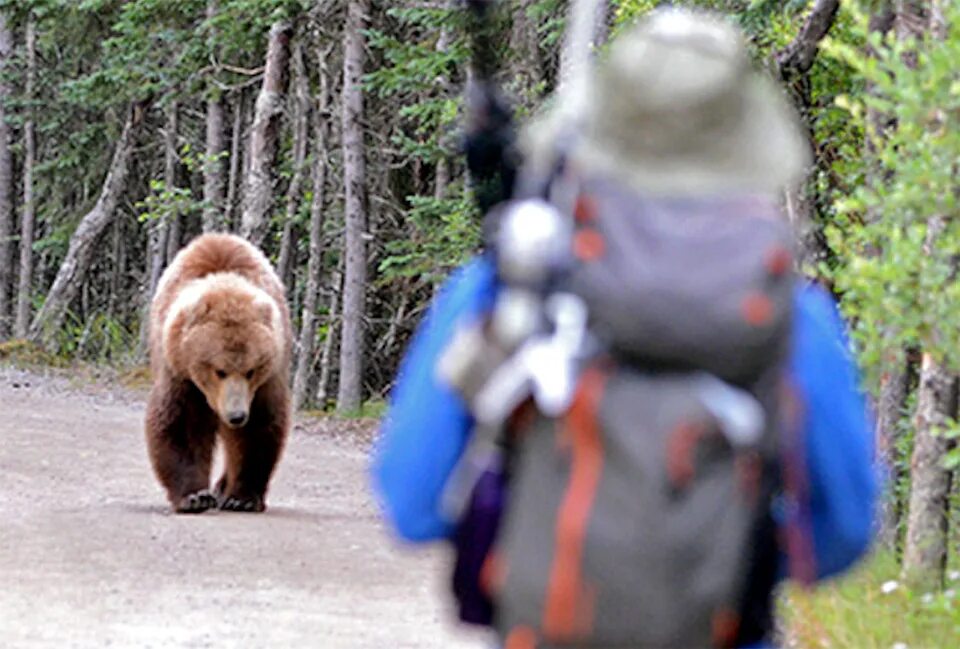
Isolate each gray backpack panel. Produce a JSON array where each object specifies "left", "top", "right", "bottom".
[
  {"left": 566, "top": 183, "right": 794, "bottom": 385},
  {"left": 490, "top": 185, "right": 794, "bottom": 648},
  {"left": 494, "top": 368, "right": 771, "bottom": 648}
]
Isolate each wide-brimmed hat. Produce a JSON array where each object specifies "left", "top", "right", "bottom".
[{"left": 523, "top": 9, "right": 810, "bottom": 195}]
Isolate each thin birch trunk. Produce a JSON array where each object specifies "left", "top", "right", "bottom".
[
  {"left": 291, "top": 56, "right": 331, "bottom": 412},
  {"left": 203, "top": 97, "right": 226, "bottom": 232},
  {"left": 277, "top": 38, "right": 310, "bottom": 289},
  {"left": 29, "top": 103, "right": 145, "bottom": 347},
  {"left": 337, "top": 0, "right": 369, "bottom": 413},
  {"left": 107, "top": 218, "right": 123, "bottom": 319},
  {"left": 139, "top": 102, "right": 181, "bottom": 352},
  {"left": 509, "top": 0, "right": 545, "bottom": 109},
  {"left": 240, "top": 21, "right": 293, "bottom": 246},
  {"left": 876, "top": 357, "right": 910, "bottom": 549},
  {"left": 202, "top": 0, "right": 225, "bottom": 233},
  {"left": 900, "top": 0, "right": 953, "bottom": 589},
  {"left": 317, "top": 263, "right": 342, "bottom": 409},
  {"left": 434, "top": 4, "right": 453, "bottom": 199},
  {"left": 0, "top": 14, "right": 14, "bottom": 338},
  {"left": 14, "top": 18, "right": 37, "bottom": 338},
  {"left": 902, "top": 351, "right": 955, "bottom": 587},
  {"left": 225, "top": 93, "right": 243, "bottom": 230},
  {"left": 865, "top": 2, "right": 901, "bottom": 550},
  {"left": 164, "top": 102, "right": 181, "bottom": 262},
  {"left": 775, "top": 0, "right": 842, "bottom": 269}
]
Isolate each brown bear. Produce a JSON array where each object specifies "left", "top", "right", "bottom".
[{"left": 145, "top": 233, "right": 292, "bottom": 513}]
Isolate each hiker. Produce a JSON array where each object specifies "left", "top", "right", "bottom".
[{"left": 373, "top": 8, "right": 876, "bottom": 649}]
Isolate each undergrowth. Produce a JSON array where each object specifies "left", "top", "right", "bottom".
[
  {"left": 781, "top": 552, "right": 960, "bottom": 648},
  {"left": 0, "top": 338, "right": 151, "bottom": 394},
  {"left": 0, "top": 339, "right": 69, "bottom": 367}
]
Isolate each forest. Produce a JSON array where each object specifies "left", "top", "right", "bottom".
[{"left": 0, "top": 0, "right": 957, "bottom": 644}]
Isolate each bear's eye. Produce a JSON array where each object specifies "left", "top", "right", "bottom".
[
  {"left": 245, "top": 369, "right": 255, "bottom": 380},
  {"left": 215, "top": 369, "right": 227, "bottom": 379}
]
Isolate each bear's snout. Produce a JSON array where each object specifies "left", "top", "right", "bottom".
[
  {"left": 218, "top": 376, "right": 253, "bottom": 429},
  {"left": 227, "top": 411, "right": 249, "bottom": 428}
]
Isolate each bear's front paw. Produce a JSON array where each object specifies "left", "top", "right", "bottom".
[
  {"left": 175, "top": 490, "right": 218, "bottom": 514},
  {"left": 219, "top": 494, "right": 265, "bottom": 513}
]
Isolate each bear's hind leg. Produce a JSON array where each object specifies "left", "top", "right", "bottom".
[{"left": 146, "top": 379, "right": 219, "bottom": 513}]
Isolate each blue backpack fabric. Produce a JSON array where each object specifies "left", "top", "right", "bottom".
[
  {"left": 787, "top": 284, "right": 877, "bottom": 580},
  {"left": 372, "top": 258, "right": 498, "bottom": 542}
]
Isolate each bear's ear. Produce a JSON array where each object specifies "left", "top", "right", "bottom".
[
  {"left": 184, "top": 296, "right": 211, "bottom": 328},
  {"left": 256, "top": 300, "right": 275, "bottom": 328}
]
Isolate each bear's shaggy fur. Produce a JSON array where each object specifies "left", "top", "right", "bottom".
[{"left": 146, "top": 233, "right": 292, "bottom": 513}]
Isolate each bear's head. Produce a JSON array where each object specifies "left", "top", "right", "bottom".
[{"left": 163, "top": 273, "right": 284, "bottom": 428}]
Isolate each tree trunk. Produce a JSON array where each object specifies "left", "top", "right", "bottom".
[
  {"left": 509, "top": 0, "right": 545, "bottom": 108},
  {"left": 317, "top": 264, "right": 342, "bottom": 409},
  {"left": 28, "top": 103, "right": 145, "bottom": 348},
  {"left": 139, "top": 102, "right": 180, "bottom": 352},
  {"left": 902, "top": 351, "right": 955, "bottom": 587},
  {"left": 240, "top": 21, "right": 293, "bottom": 246},
  {"left": 0, "top": 14, "right": 14, "bottom": 339},
  {"left": 865, "top": 2, "right": 902, "bottom": 549},
  {"left": 291, "top": 56, "right": 332, "bottom": 412},
  {"left": 777, "top": 0, "right": 841, "bottom": 75},
  {"left": 895, "top": 0, "right": 929, "bottom": 44},
  {"left": 775, "top": 0, "right": 841, "bottom": 270},
  {"left": 337, "top": 0, "right": 370, "bottom": 414},
  {"left": 107, "top": 217, "right": 123, "bottom": 319},
  {"left": 225, "top": 92, "right": 244, "bottom": 230},
  {"left": 14, "top": 18, "right": 37, "bottom": 339},
  {"left": 876, "top": 356, "right": 911, "bottom": 550},
  {"left": 277, "top": 37, "right": 310, "bottom": 290},
  {"left": 900, "top": 0, "right": 953, "bottom": 589},
  {"left": 434, "top": 9, "right": 453, "bottom": 200},
  {"left": 202, "top": 0, "right": 225, "bottom": 233},
  {"left": 164, "top": 102, "right": 181, "bottom": 262},
  {"left": 203, "top": 97, "right": 225, "bottom": 233}
]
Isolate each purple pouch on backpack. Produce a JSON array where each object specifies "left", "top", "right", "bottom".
[{"left": 451, "top": 465, "right": 506, "bottom": 626}]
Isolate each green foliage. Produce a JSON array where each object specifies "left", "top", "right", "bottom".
[
  {"left": 365, "top": 4, "right": 469, "bottom": 162},
  {"left": 613, "top": 0, "right": 810, "bottom": 38},
  {"left": 137, "top": 178, "right": 202, "bottom": 228},
  {"left": 56, "top": 309, "right": 137, "bottom": 363},
  {"left": 378, "top": 183, "right": 481, "bottom": 286},
  {"left": 365, "top": 4, "right": 481, "bottom": 282},
  {"left": 527, "top": 0, "right": 566, "bottom": 52},
  {"left": 824, "top": 3, "right": 960, "bottom": 393}
]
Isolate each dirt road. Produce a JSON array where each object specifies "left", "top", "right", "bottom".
[{"left": 0, "top": 366, "right": 492, "bottom": 648}]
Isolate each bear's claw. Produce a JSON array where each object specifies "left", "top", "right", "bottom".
[
  {"left": 219, "top": 495, "right": 265, "bottom": 513},
  {"left": 175, "top": 490, "right": 218, "bottom": 514}
]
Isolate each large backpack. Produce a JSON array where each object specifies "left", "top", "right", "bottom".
[{"left": 447, "top": 178, "right": 797, "bottom": 649}]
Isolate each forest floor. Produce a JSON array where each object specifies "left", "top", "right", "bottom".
[{"left": 0, "top": 363, "right": 491, "bottom": 648}]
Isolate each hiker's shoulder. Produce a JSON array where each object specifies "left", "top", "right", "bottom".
[
  {"left": 431, "top": 256, "right": 498, "bottom": 319},
  {"left": 792, "top": 282, "right": 848, "bottom": 344}
]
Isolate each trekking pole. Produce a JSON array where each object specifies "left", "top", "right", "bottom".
[
  {"left": 558, "top": 0, "right": 606, "bottom": 108},
  {"left": 464, "top": 0, "right": 498, "bottom": 80},
  {"left": 461, "top": 0, "right": 518, "bottom": 214},
  {"left": 513, "top": 0, "right": 606, "bottom": 198}
]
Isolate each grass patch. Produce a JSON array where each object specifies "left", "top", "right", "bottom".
[
  {"left": 303, "top": 398, "right": 388, "bottom": 421},
  {"left": 780, "top": 552, "right": 960, "bottom": 648},
  {"left": 0, "top": 339, "right": 68, "bottom": 368},
  {"left": 117, "top": 364, "right": 153, "bottom": 391}
]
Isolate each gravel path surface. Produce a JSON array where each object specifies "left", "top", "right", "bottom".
[{"left": 0, "top": 366, "right": 491, "bottom": 648}]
